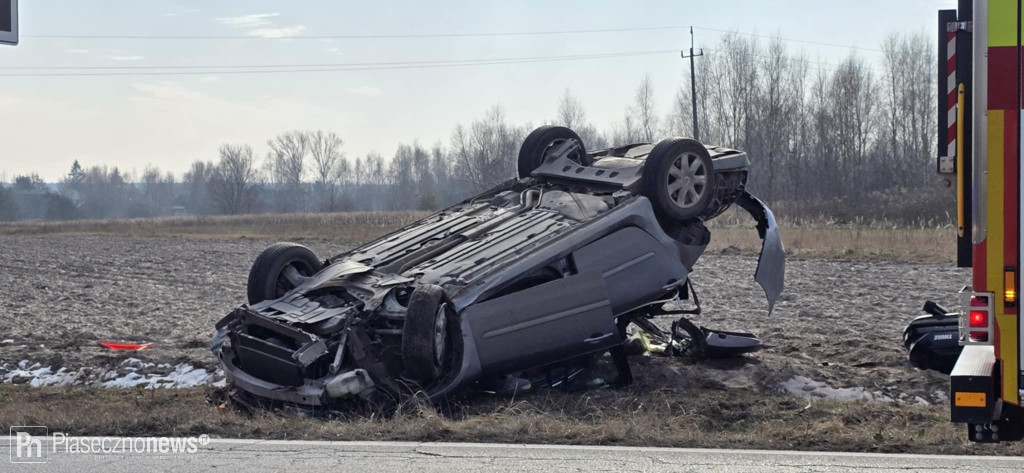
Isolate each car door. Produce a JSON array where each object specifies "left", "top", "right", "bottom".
[{"left": 465, "top": 270, "right": 620, "bottom": 375}]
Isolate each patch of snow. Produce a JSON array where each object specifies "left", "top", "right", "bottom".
[
  {"left": 1, "top": 360, "right": 226, "bottom": 389},
  {"left": 3, "top": 365, "right": 93, "bottom": 387},
  {"left": 780, "top": 376, "right": 894, "bottom": 403},
  {"left": 0, "top": 339, "right": 14, "bottom": 344},
  {"left": 102, "top": 364, "right": 214, "bottom": 388}
]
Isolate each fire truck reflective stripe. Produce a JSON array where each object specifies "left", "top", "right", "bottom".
[
  {"left": 954, "top": 391, "right": 987, "bottom": 408},
  {"left": 988, "top": 0, "right": 1019, "bottom": 47},
  {"left": 1004, "top": 109, "right": 1019, "bottom": 315},
  {"left": 986, "top": 109, "right": 1005, "bottom": 324}
]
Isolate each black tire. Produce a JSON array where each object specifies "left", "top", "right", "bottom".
[
  {"left": 517, "top": 125, "right": 592, "bottom": 178},
  {"left": 401, "top": 284, "right": 449, "bottom": 383},
  {"left": 246, "top": 242, "right": 323, "bottom": 305},
  {"left": 641, "top": 138, "right": 716, "bottom": 221}
]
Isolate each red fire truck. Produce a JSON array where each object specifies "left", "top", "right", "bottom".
[{"left": 904, "top": 0, "right": 1024, "bottom": 443}]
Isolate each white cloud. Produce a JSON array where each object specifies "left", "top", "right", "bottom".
[
  {"left": 110, "top": 55, "right": 145, "bottom": 61},
  {"left": 216, "top": 13, "right": 280, "bottom": 29},
  {"left": 346, "top": 86, "right": 383, "bottom": 97},
  {"left": 248, "top": 25, "right": 306, "bottom": 38},
  {"left": 216, "top": 12, "right": 304, "bottom": 38},
  {"left": 66, "top": 49, "right": 90, "bottom": 54}
]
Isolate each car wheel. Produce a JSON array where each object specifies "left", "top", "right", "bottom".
[
  {"left": 517, "top": 125, "right": 592, "bottom": 178},
  {"left": 246, "top": 242, "right": 323, "bottom": 305},
  {"left": 402, "top": 284, "right": 450, "bottom": 383},
  {"left": 641, "top": 138, "right": 716, "bottom": 221}
]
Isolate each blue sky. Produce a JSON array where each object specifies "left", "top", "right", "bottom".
[{"left": 0, "top": 0, "right": 956, "bottom": 180}]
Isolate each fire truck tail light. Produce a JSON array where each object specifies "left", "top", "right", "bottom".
[
  {"left": 970, "top": 309, "right": 987, "bottom": 327},
  {"left": 969, "top": 310, "right": 988, "bottom": 327},
  {"left": 959, "top": 291, "right": 993, "bottom": 346}
]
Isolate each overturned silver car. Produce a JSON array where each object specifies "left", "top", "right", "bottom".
[{"left": 212, "top": 126, "right": 785, "bottom": 410}]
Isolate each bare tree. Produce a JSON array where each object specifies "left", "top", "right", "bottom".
[
  {"left": 632, "top": 75, "right": 660, "bottom": 142},
  {"left": 183, "top": 160, "right": 213, "bottom": 215},
  {"left": 389, "top": 144, "right": 416, "bottom": 210},
  {"left": 140, "top": 166, "right": 175, "bottom": 217},
  {"left": 555, "top": 88, "right": 608, "bottom": 150},
  {"left": 267, "top": 131, "right": 307, "bottom": 212},
  {"left": 208, "top": 144, "right": 260, "bottom": 215},
  {"left": 450, "top": 105, "right": 524, "bottom": 193},
  {"left": 557, "top": 88, "right": 586, "bottom": 130},
  {"left": 881, "top": 32, "right": 936, "bottom": 188},
  {"left": 306, "top": 130, "right": 346, "bottom": 211},
  {"left": 829, "top": 53, "right": 878, "bottom": 195},
  {"left": 364, "top": 152, "right": 387, "bottom": 211},
  {"left": 610, "top": 114, "right": 642, "bottom": 146},
  {"left": 750, "top": 36, "right": 794, "bottom": 201},
  {"left": 704, "top": 33, "right": 759, "bottom": 149}
]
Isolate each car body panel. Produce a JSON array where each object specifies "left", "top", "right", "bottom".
[
  {"left": 467, "top": 270, "right": 618, "bottom": 374},
  {"left": 736, "top": 192, "right": 785, "bottom": 314}
]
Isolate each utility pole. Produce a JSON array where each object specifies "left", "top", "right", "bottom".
[{"left": 681, "top": 26, "right": 703, "bottom": 141}]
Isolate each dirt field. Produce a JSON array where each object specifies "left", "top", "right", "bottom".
[
  {"left": 0, "top": 232, "right": 961, "bottom": 400},
  {"left": 0, "top": 226, "right": 999, "bottom": 452}
]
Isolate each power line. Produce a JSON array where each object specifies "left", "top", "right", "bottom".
[
  {"left": 0, "top": 50, "right": 678, "bottom": 77},
  {"left": 0, "top": 50, "right": 677, "bottom": 70},
  {"left": 25, "top": 24, "right": 885, "bottom": 54},
  {"left": 24, "top": 25, "right": 690, "bottom": 40},
  {"left": 693, "top": 26, "right": 884, "bottom": 53}
]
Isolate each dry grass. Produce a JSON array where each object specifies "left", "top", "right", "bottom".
[
  {"left": 0, "top": 212, "right": 429, "bottom": 244},
  {"left": 708, "top": 225, "right": 952, "bottom": 262},
  {"left": 705, "top": 208, "right": 955, "bottom": 262},
  {"left": 0, "top": 210, "right": 955, "bottom": 262},
  {"left": 0, "top": 384, "right": 1017, "bottom": 455}
]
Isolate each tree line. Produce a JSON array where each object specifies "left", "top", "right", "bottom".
[{"left": 0, "top": 32, "right": 949, "bottom": 224}]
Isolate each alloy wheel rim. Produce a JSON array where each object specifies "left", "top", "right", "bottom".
[
  {"left": 666, "top": 151, "right": 708, "bottom": 209},
  {"left": 433, "top": 303, "right": 448, "bottom": 366}
]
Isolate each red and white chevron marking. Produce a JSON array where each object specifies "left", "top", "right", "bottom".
[{"left": 946, "top": 30, "right": 957, "bottom": 158}]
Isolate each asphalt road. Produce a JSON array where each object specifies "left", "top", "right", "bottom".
[{"left": 3, "top": 438, "right": 1022, "bottom": 472}]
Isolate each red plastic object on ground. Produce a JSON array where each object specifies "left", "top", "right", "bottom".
[{"left": 99, "top": 342, "right": 152, "bottom": 351}]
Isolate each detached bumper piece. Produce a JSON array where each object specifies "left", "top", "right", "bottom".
[
  {"left": 903, "top": 301, "right": 961, "bottom": 374},
  {"left": 951, "top": 345, "right": 1024, "bottom": 442}
]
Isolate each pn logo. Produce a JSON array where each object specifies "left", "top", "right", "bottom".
[{"left": 10, "top": 426, "right": 47, "bottom": 463}]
